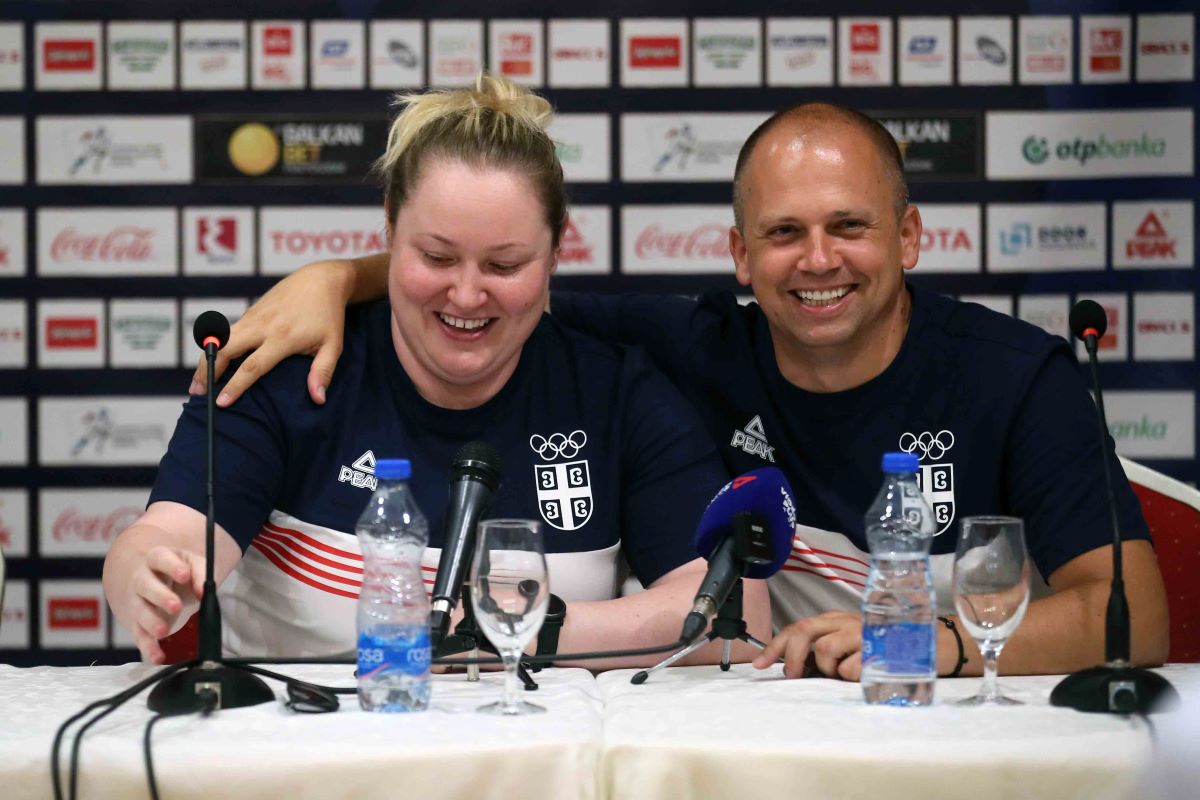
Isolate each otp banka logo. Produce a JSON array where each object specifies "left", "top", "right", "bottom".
[
  {"left": 1000, "top": 223, "right": 1033, "bottom": 256},
  {"left": 898, "top": 430, "right": 956, "bottom": 535},
  {"left": 1022, "top": 136, "right": 1050, "bottom": 164},
  {"left": 530, "top": 431, "right": 593, "bottom": 531}
]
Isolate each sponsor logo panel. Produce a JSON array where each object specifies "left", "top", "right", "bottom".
[
  {"left": 183, "top": 207, "right": 256, "bottom": 275},
  {"left": 36, "top": 22, "right": 103, "bottom": 90},
  {"left": 1105, "top": 391, "right": 1195, "bottom": 459},
  {"left": 38, "top": 397, "right": 179, "bottom": 466},
  {"left": 109, "top": 298, "right": 178, "bottom": 368},
  {"left": 490, "top": 20, "right": 544, "bottom": 86},
  {"left": 1018, "top": 15, "right": 1073, "bottom": 85},
  {"left": 37, "top": 299, "right": 105, "bottom": 368},
  {"left": 548, "top": 19, "right": 609, "bottom": 87},
  {"left": 915, "top": 204, "right": 981, "bottom": 273},
  {"left": 958, "top": 294, "right": 1014, "bottom": 317},
  {"left": 766, "top": 17, "right": 833, "bottom": 86},
  {"left": 621, "top": 113, "right": 766, "bottom": 182},
  {"left": 547, "top": 114, "right": 611, "bottom": 182},
  {"left": 40, "top": 488, "right": 150, "bottom": 558},
  {"left": 311, "top": 20, "right": 365, "bottom": 89},
  {"left": 1133, "top": 293, "right": 1194, "bottom": 361},
  {"left": 621, "top": 19, "right": 688, "bottom": 87},
  {"left": 106, "top": 21, "right": 175, "bottom": 90},
  {"left": 558, "top": 206, "right": 611, "bottom": 276},
  {"left": 1073, "top": 293, "right": 1128, "bottom": 362},
  {"left": 37, "top": 207, "right": 177, "bottom": 277},
  {"left": 693, "top": 18, "right": 762, "bottom": 87},
  {"left": 1112, "top": 201, "right": 1193, "bottom": 269},
  {"left": 0, "top": 581, "right": 29, "bottom": 650},
  {"left": 0, "top": 489, "right": 29, "bottom": 558},
  {"left": 369, "top": 20, "right": 424, "bottom": 88},
  {"left": 196, "top": 115, "right": 388, "bottom": 184},
  {"left": 958, "top": 16, "right": 1013, "bottom": 84},
  {"left": 839, "top": 18, "right": 892, "bottom": 86},
  {"left": 0, "top": 117, "right": 25, "bottom": 184},
  {"left": 429, "top": 20, "right": 483, "bottom": 87},
  {"left": 41, "top": 580, "right": 108, "bottom": 648},
  {"left": 987, "top": 110, "right": 1193, "bottom": 180},
  {"left": 180, "top": 21, "right": 247, "bottom": 90},
  {"left": 0, "top": 23, "right": 24, "bottom": 90},
  {"left": 0, "top": 398, "right": 28, "bottom": 466},
  {"left": 873, "top": 111, "right": 980, "bottom": 180},
  {"left": 621, "top": 205, "right": 733, "bottom": 275},
  {"left": 1080, "top": 15, "right": 1131, "bottom": 83},
  {"left": 0, "top": 208, "right": 27, "bottom": 276},
  {"left": 180, "top": 299, "right": 246, "bottom": 364},
  {"left": 988, "top": 203, "right": 1107, "bottom": 272},
  {"left": 36, "top": 115, "right": 192, "bottom": 185},
  {"left": 0, "top": 299, "right": 26, "bottom": 367},
  {"left": 1017, "top": 294, "right": 1070, "bottom": 342},
  {"left": 899, "top": 17, "right": 952, "bottom": 86},
  {"left": 1136, "top": 14, "right": 1194, "bottom": 82},
  {"left": 259, "top": 207, "right": 386, "bottom": 275},
  {"left": 251, "top": 20, "right": 305, "bottom": 89}
]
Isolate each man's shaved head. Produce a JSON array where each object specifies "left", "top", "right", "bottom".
[{"left": 733, "top": 103, "right": 908, "bottom": 232}]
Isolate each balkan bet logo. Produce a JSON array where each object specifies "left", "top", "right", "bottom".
[
  {"left": 48, "top": 597, "right": 100, "bottom": 629},
  {"left": 44, "top": 40, "right": 95, "bottom": 71},
  {"left": 1127, "top": 212, "right": 1177, "bottom": 260},
  {"left": 851, "top": 24, "right": 881, "bottom": 53},
  {"left": 1090, "top": 28, "right": 1123, "bottom": 72},
  {"left": 46, "top": 318, "right": 98, "bottom": 349},
  {"left": 197, "top": 217, "right": 238, "bottom": 261},
  {"left": 500, "top": 33, "right": 534, "bottom": 76},
  {"left": 264, "top": 26, "right": 293, "bottom": 56},
  {"left": 630, "top": 37, "right": 681, "bottom": 68}
]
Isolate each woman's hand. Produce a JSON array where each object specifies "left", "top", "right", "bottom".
[{"left": 126, "top": 545, "right": 205, "bottom": 664}]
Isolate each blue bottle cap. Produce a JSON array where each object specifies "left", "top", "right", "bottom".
[
  {"left": 881, "top": 452, "right": 919, "bottom": 473},
  {"left": 374, "top": 459, "right": 411, "bottom": 480}
]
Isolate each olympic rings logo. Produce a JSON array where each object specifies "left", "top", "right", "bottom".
[
  {"left": 898, "top": 430, "right": 955, "bottom": 461},
  {"left": 529, "top": 430, "right": 588, "bottom": 460}
]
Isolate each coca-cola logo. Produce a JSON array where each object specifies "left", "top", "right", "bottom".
[
  {"left": 268, "top": 229, "right": 387, "bottom": 256},
  {"left": 50, "top": 227, "right": 155, "bottom": 262},
  {"left": 48, "top": 597, "right": 100, "bottom": 629},
  {"left": 53, "top": 506, "right": 142, "bottom": 544},
  {"left": 634, "top": 224, "right": 729, "bottom": 260}
]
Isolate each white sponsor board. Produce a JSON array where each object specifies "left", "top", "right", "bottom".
[
  {"left": 35, "top": 22, "right": 103, "bottom": 91},
  {"left": 259, "top": 207, "right": 386, "bottom": 275},
  {"left": 1018, "top": 16, "right": 1073, "bottom": 85},
  {"left": 252, "top": 20, "right": 305, "bottom": 89},
  {"left": 548, "top": 19, "right": 610, "bottom": 87},
  {"left": 1017, "top": 294, "right": 1070, "bottom": 342},
  {"left": 180, "top": 21, "right": 247, "bottom": 90},
  {"left": 0, "top": 581, "right": 29, "bottom": 650},
  {"left": 621, "top": 113, "right": 765, "bottom": 182},
  {"left": 41, "top": 580, "right": 108, "bottom": 648},
  {"left": 38, "top": 207, "right": 178, "bottom": 276},
  {"left": 181, "top": 299, "right": 246, "bottom": 365},
  {"left": 0, "top": 117, "right": 24, "bottom": 184},
  {"left": 959, "top": 294, "right": 1014, "bottom": 317},
  {"left": 1080, "top": 15, "right": 1131, "bottom": 83},
  {"left": 899, "top": 17, "right": 952, "bottom": 86},
  {"left": 490, "top": 19, "right": 543, "bottom": 86},
  {"left": 37, "top": 299, "right": 105, "bottom": 369},
  {"left": 1105, "top": 391, "right": 1195, "bottom": 459},
  {"left": 0, "top": 23, "right": 24, "bottom": 90},
  {"left": 1133, "top": 293, "right": 1194, "bottom": 362},
  {"left": 1112, "top": 201, "right": 1193, "bottom": 269},
  {"left": 36, "top": 115, "right": 193, "bottom": 185},
  {"left": 311, "top": 20, "right": 365, "bottom": 89},
  {"left": 107, "top": 21, "right": 175, "bottom": 90},
  {"left": 988, "top": 204, "right": 1106, "bottom": 272},
  {"left": 38, "top": 397, "right": 180, "bottom": 466},
  {"left": 429, "top": 20, "right": 483, "bottom": 88},
  {"left": 0, "top": 299, "right": 25, "bottom": 367},
  {"left": 620, "top": 18, "right": 688, "bottom": 87},
  {"left": 621, "top": 205, "right": 734, "bottom": 275},
  {"left": 766, "top": 17, "right": 833, "bottom": 86},
  {"left": 1074, "top": 292, "right": 1128, "bottom": 362},
  {"left": 558, "top": 206, "right": 611, "bottom": 276},
  {"left": 693, "top": 18, "right": 762, "bottom": 87},
  {"left": 369, "top": 20, "right": 423, "bottom": 88},
  {"left": 109, "top": 299, "right": 178, "bottom": 368},
  {"left": 958, "top": 16, "right": 1012, "bottom": 84},
  {"left": 839, "top": 18, "right": 892, "bottom": 86},
  {"left": 547, "top": 114, "right": 611, "bottom": 183},
  {"left": 0, "top": 489, "right": 29, "bottom": 558},
  {"left": 0, "top": 208, "right": 26, "bottom": 276},
  {"left": 1137, "top": 14, "right": 1194, "bottom": 83},
  {"left": 40, "top": 488, "right": 150, "bottom": 558},
  {"left": 183, "top": 207, "right": 256, "bottom": 275},
  {"left": 914, "top": 204, "right": 981, "bottom": 273},
  {"left": 986, "top": 110, "right": 1194, "bottom": 180},
  {"left": 0, "top": 398, "right": 27, "bottom": 466}
]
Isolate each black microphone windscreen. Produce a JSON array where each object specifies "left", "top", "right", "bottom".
[
  {"left": 1069, "top": 300, "right": 1108, "bottom": 342},
  {"left": 193, "top": 310, "right": 231, "bottom": 350},
  {"left": 452, "top": 441, "right": 502, "bottom": 490}
]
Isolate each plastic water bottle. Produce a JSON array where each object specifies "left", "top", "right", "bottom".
[
  {"left": 861, "top": 452, "right": 937, "bottom": 706},
  {"left": 356, "top": 459, "right": 432, "bottom": 712}
]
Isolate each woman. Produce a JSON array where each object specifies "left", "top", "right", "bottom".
[{"left": 103, "top": 75, "right": 770, "bottom": 664}]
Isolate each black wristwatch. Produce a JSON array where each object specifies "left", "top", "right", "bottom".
[{"left": 533, "top": 593, "right": 566, "bottom": 668}]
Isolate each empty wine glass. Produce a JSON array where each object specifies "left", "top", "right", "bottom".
[
  {"left": 470, "top": 519, "right": 550, "bottom": 716},
  {"left": 953, "top": 516, "right": 1031, "bottom": 705}
]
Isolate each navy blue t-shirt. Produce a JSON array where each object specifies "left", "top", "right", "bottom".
[{"left": 553, "top": 284, "right": 1150, "bottom": 583}]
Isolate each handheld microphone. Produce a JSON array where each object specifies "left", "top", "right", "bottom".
[
  {"left": 430, "top": 442, "right": 502, "bottom": 648},
  {"left": 681, "top": 468, "right": 797, "bottom": 642}
]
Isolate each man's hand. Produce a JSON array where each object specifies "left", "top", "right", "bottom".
[
  {"left": 752, "top": 610, "right": 863, "bottom": 680},
  {"left": 128, "top": 545, "right": 205, "bottom": 665}
]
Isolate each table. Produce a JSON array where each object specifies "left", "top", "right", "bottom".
[{"left": 1, "top": 663, "right": 1196, "bottom": 800}]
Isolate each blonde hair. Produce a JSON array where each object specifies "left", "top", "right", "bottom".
[{"left": 375, "top": 74, "right": 567, "bottom": 247}]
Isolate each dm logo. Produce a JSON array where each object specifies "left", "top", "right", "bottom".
[
  {"left": 530, "top": 431, "right": 593, "bottom": 531},
  {"left": 1022, "top": 135, "right": 1050, "bottom": 164},
  {"left": 899, "top": 430, "right": 956, "bottom": 536}
]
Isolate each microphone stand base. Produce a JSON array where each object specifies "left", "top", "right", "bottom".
[
  {"left": 147, "top": 661, "right": 275, "bottom": 715},
  {"left": 1050, "top": 663, "right": 1179, "bottom": 714}
]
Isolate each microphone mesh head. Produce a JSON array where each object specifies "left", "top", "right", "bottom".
[
  {"left": 1069, "top": 299, "right": 1108, "bottom": 341},
  {"left": 453, "top": 441, "right": 502, "bottom": 489},
  {"left": 192, "top": 310, "right": 230, "bottom": 350}
]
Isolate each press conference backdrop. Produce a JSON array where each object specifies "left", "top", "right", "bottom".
[{"left": 0, "top": 1, "right": 1194, "bottom": 665}]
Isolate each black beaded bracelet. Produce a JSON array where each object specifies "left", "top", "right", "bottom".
[{"left": 937, "top": 616, "right": 968, "bottom": 678}]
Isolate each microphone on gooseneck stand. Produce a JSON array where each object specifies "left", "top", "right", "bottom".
[{"left": 1049, "top": 300, "right": 1179, "bottom": 715}]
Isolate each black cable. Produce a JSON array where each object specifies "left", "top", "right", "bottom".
[
  {"left": 68, "top": 702, "right": 124, "bottom": 800},
  {"left": 142, "top": 714, "right": 167, "bottom": 800}
]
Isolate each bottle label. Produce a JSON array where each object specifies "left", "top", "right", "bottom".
[
  {"left": 862, "top": 622, "right": 935, "bottom": 675},
  {"left": 357, "top": 626, "right": 431, "bottom": 678}
]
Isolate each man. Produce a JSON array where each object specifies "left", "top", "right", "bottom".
[{"left": 198, "top": 103, "right": 1169, "bottom": 680}]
